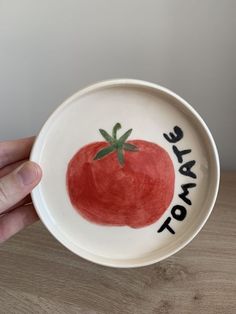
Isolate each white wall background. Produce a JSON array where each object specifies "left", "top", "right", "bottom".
[{"left": 0, "top": 0, "right": 235, "bottom": 169}]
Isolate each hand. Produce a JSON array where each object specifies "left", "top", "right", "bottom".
[{"left": 0, "top": 137, "right": 42, "bottom": 243}]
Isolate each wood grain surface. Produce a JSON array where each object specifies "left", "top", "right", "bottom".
[{"left": 0, "top": 171, "right": 235, "bottom": 314}]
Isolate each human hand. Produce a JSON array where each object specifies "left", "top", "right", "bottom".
[{"left": 0, "top": 137, "right": 42, "bottom": 243}]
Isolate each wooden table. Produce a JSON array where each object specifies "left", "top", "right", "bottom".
[{"left": 0, "top": 172, "right": 235, "bottom": 314}]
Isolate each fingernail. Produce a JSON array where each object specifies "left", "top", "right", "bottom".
[{"left": 17, "top": 162, "right": 40, "bottom": 186}]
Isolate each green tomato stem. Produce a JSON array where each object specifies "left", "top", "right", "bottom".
[{"left": 94, "top": 122, "right": 139, "bottom": 166}]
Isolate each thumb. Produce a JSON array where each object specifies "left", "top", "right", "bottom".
[{"left": 0, "top": 161, "right": 42, "bottom": 214}]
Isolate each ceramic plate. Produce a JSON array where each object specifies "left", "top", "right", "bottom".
[{"left": 31, "top": 79, "right": 220, "bottom": 267}]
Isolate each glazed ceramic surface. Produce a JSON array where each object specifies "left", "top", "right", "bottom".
[{"left": 31, "top": 79, "right": 220, "bottom": 267}]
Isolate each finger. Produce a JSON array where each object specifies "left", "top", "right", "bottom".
[
  {"left": 12, "top": 194, "right": 32, "bottom": 208},
  {"left": 0, "top": 137, "right": 35, "bottom": 169},
  {"left": 1, "top": 194, "right": 32, "bottom": 215},
  {"left": 0, "top": 161, "right": 42, "bottom": 214},
  {"left": 0, "top": 160, "right": 26, "bottom": 179},
  {"left": 0, "top": 204, "right": 38, "bottom": 243},
  {"left": 0, "top": 161, "right": 33, "bottom": 210}
]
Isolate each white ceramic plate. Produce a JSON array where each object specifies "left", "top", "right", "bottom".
[{"left": 31, "top": 79, "right": 220, "bottom": 268}]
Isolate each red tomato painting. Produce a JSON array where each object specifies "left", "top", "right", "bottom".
[{"left": 66, "top": 123, "right": 175, "bottom": 228}]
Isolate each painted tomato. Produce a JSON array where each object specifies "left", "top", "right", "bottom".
[{"left": 66, "top": 123, "right": 175, "bottom": 228}]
